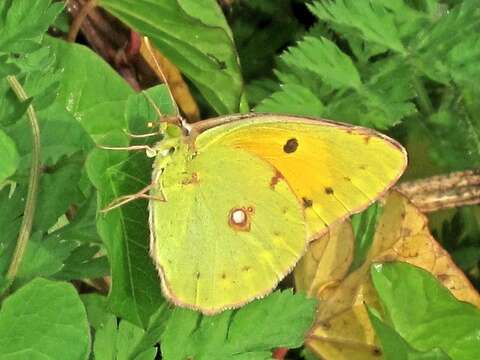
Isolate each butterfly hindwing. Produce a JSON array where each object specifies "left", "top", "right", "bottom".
[{"left": 150, "top": 141, "right": 306, "bottom": 313}]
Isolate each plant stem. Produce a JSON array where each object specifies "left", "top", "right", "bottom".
[
  {"left": 5, "top": 76, "right": 41, "bottom": 285},
  {"left": 67, "top": 0, "right": 97, "bottom": 42},
  {"left": 412, "top": 76, "right": 434, "bottom": 116}
]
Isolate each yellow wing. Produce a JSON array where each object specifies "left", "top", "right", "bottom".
[{"left": 194, "top": 114, "right": 407, "bottom": 240}]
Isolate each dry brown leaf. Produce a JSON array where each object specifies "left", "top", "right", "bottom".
[
  {"left": 140, "top": 37, "right": 200, "bottom": 121},
  {"left": 295, "top": 191, "right": 480, "bottom": 360},
  {"left": 294, "top": 222, "right": 354, "bottom": 298}
]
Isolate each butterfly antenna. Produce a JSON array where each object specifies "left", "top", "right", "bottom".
[{"left": 142, "top": 36, "right": 181, "bottom": 121}]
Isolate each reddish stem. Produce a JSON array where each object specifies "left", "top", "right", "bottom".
[{"left": 273, "top": 348, "right": 289, "bottom": 360}]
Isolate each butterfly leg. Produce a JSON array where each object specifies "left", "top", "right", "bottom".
[
  {"left": 123, "top": 129, "right": 160, "bottom": 138},
  {"left": 101, "top": 183, "right": 165, "bottom": 213}
]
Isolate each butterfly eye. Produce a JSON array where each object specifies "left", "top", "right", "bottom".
[{"left": 283, "top": 138, "right": 298, "bottom": 153}]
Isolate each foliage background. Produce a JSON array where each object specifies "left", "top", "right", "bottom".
[{"left": 0, "top": 0, "right": 479, "bottom": 359}]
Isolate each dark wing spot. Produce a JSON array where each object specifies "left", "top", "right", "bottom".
[
  {"left": 221, "top": 273, "right": 227, "bottom": 279},
  {"left": 242, "top": 266, "right": 251, "bottom": 272},
  {"left": 343, "top": 176, "right": 351, "bottom": 182},
  {"left": 283, "top": 138, "right": 298, "bottom": 153},
  {"left": 195, "top": 272, "right": 201, "bottom": 279},
  {"left": 324, "top": 187, "right": 334, "bottom": 195},
  {"left": 359, "top": 165, "right": 367, "bottom": 170},
  {"left": 270, "top": 170, "right": 284, "bottom": 189},
  {"left": 302, "top": 197, "right": 313, "bottom": 208}
]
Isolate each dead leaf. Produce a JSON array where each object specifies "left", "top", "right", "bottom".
[
  {"left": 140, "top": 37, "right": 200, "bottom": 121},
  {"left": 295, "top": 191, "right": 480, "bottom": 360}
]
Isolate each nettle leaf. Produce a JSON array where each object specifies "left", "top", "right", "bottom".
[
  {"left": 259, "top": 35, "right": 415, "bottom": 129},
  {"left": 44, "top": 36, "right": 134, "bottom": 137},
  {"left": 414, "top": 0, "right": 480, "bottom": 85},
  {"left": 371, "top": 262, "right": 480, "bottom": 360},
  {"left": 325, "top": 60, "right": 416, "bottom": 129},
  {"left": 281, "top": 36, "right": 361, "bottom": 90},
  {"left": 100, "top": 0, "right": 247, "bottom": 114},
  {"left": 255, "top": 83, "right": 325, "bottom": 117},
  {"left": 161, "top": 290, "right": 316, "bottom": 360},
  {"left": 0, "top": 278, "right": 90, "bottom": 359},
  {"left": 0, "top": 0, "right": 63, "bottom": 53},
  {"left": 0, "top": 129, "right": 19, "bottom": 184},
  {"left": 309, "top": 0, "right": 406, "bottom": 54}
]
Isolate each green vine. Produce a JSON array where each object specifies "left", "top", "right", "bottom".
[{"left": 4, "top": 76, "right": 41, "bottom": 287}]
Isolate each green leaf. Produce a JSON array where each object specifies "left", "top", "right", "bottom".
[
  {"left": 81, "top": 293, "right": 110, "bottom": 331},
  {"left": 255, "top": 83, "right": 324, "bottom": 117},
  {"left": 0, "top": 278, "right": 90, "bottom": 359},
  {"left": 94, "top": 317, "right": 158, "bottom": 360},
  {"left": 368, "top": 307, "right": 451, "bottom": 360},
  {"left": 86, "top": 86, "right": 176, "bottom": 327},
  {"left": 0, "top": 0, "right": 63, "bottom": 53},
  {"left": 260, "top": 36, "right": 415, "bottom": 128},
  {"left": 48, "top": 193, "right": 100, "bottom": 244},
  {"left": 0, "top": 185, "right": 26, "bottom": 275},
  {"left": 52, "top": 244, "right": 109, "bottom": 281},
  {"left": 281, "top": 36, "right": 361, "bottom": 90},
  {"left": 0, "top": 129, "right": 19, "bottom": 183},
  {"left": 5, "top": 108, "right": 94, "bottom": 176},
  {"left": 16, "top": 231, "right": 78, "bottom": 283},
  {"left": 100, "top": 0, "right": 246, "bottom": 114},
  {"left": 86, "top": 134, "right": 164, "bottom": 327},
  {"left": 229, "top": 0, "right": 303, "bottom": 82},
  {"left": 44, "top": 36, "right": 134, "bottom": 137},
  {"left": 371, "top": 262, "right": 480, "bottom": 360},
  {"left": 129, "top": 304, "right": 171, "bottom": 359},
  {"left": 33, "top": 162, "right": 84, "bottom": 231},
  {"left": 87, "top": 135, "right": 163, "bottom": 327},
  {"left": 161, "top": 290, "right": 317, "bottom": 360},
  {"left": 350, "top": 202, "right": 382, "bottom": 272},
  {"left": 414, "top": 0, "right": 480, "bottom": 85},
  {"left": 309, "top": 0, "right": 406, "bottom": 54},
  {"left": 93, "top": 315, "right": 118, "bottom": 360}
]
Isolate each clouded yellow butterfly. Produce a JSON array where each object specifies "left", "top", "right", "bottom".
[{"left": 148, "top": 113, "right": 407, "bottom": 314}]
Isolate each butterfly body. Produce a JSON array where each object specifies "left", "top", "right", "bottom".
[{"left": 149, "top": 113, "right": 407, "bottom": 314}]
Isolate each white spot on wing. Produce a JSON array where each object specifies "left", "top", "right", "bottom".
[{"left": 232, "top": 209, "right": 246, "bottom": 224}]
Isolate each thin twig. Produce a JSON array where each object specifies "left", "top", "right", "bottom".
[
  {"left": 396, "top": 169, "right": 480, "bottom": 212},
  {"left": 5, "top": 76, "right": 41, "bottom": 285},
  {"left": 67, "top": 0, "right": 97, "bottom": 42}
]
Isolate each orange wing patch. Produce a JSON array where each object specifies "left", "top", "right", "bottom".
[{"left": 196, "top": 116, "right": 406, "bottom": 240}]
